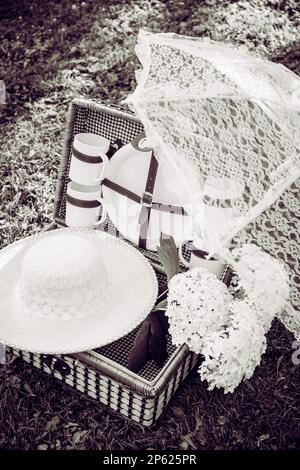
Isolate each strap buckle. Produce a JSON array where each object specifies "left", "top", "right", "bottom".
[{"left": 141, "top": 191, "right": 153, "bottom": 208}]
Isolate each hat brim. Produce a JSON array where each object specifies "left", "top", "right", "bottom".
[{"left": 0, "top": 228, "right": 158, "bottom": 354}]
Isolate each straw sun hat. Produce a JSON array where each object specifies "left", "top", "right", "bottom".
[{"left": 0, "top": 228, "right": 158, "bottom": 354}]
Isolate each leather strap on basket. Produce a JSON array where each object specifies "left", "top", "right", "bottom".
[
  {"left": 72, "top": 145, "right": 103, "bottom": 164},
  {"left": 66, "top": 193, "right": 100, "bottom": 209},
  {"left": 138, "top": 151, "right": 159, "bottom": 249},
  {"left": 102, "top": 178, "right": 187, "bottom": 215},
  {"left": 191, "top": 245, "right": 217, "bottom": 262},
  {"left": 102, "top": 179, "right": 141, "bottom": 204}
]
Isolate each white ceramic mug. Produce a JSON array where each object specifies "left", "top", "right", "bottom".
[
  {"left": 65, "top": 181, "right": 107, "bottom": 228},
  {"left": 69, "top": 133, "right": 110, "bottom": 185},
  {"left": 178, "top": 238, "right": 226, "bottom": 278}
]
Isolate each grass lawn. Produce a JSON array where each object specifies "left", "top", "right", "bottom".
[{"left": 0, "top": 0, "right": 299, "bottom": 450}]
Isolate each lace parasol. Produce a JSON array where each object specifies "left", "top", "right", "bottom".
[{"left": 125, "top": 30, "right": 300, "bottom": 258}]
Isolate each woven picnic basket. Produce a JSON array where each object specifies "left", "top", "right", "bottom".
[
  {"left": 8, "top": 99, "right": 231, "bottom": 426},
  {"left": 6, "top": 94, "right": 299, "bottom": 426}
]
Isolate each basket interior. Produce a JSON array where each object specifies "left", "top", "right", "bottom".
[
  {"left": 93, "top": 269, "right": 177, "bottom": 382},
  {"left": 56, "top": 103, "right": 142, "bottom": 223},
  {"left": 55, "top": 101, "right": 180, "bottom": 382}
]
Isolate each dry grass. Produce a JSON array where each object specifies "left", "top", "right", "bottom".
[{"left": 0, "top": 0, "right": 299, "bottom": 450}]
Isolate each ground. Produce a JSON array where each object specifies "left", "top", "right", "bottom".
[{"left": 0, "top": 0, "right": 299, "bottom": 450}]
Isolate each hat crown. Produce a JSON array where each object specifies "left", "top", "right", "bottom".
[{"left": 20, "top": 234, "right": 109, "bottom": 321}]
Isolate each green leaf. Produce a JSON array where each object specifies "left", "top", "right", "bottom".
[
  {"left": 156, "top": 232, "right": 180, "bottom": 282},
  {"left": 149, "top": 310, "right": 168, "bottom": 367},
  {"left": 128, "top": 234, "right": 178, "bottom": 373},
  {"left": 128, "top": 317, "right": 151, "bottom": 373}
]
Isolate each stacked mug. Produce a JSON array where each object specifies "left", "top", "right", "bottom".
[{"left": 66, "top": 133, "right": 110, "bottom": 228}]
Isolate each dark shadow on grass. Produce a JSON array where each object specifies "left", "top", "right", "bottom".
[
  {"left": 271, "top": 41, "right": 300, "bottom": 75},
  {"left": 0, "top": 0, "right": 128, "bottom": 123}
]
